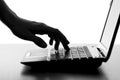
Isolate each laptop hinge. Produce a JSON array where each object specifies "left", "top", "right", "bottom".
[{"left": 97, "top": 48, "right": 105, "bottom": 58}]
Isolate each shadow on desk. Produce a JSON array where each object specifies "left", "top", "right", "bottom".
[{"left": 21, "top": 65, "right": 108, "bottom": 80}]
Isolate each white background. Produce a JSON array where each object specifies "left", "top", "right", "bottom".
[{"left": 0, "top": 0, "right": 119, "bottom": 45}]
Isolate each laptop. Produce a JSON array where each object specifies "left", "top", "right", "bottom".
[{"left": 21, "top": 0, "right": 120, "bottom": 68}]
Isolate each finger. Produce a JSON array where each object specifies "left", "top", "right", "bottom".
[
  {"left": 51, "top": 34, "right": 60, "bottom": 50},
  {"left": 54, "top": 40, "right": 60, "bottom": 50},
  {"left": 56, "top": 29, "right": 70, "bottom": 44},
  {"left": 57, "top": 32, "right": 70, "bottom": 50},
  {"left": 59, "top": 37, "right": 70, "bottom": 50},
  {"left": 60, "top": 34, "right": 70, "bottom": 44},
  {"left": 21, "top": 30, "right": 47, "bottom": 48},
  {"left": 54, "top": 29, "right": 70, "bottom": 50},
  {"left": 32, "top": 36, "right": 47, "bottom": 48},
  {"left": 49, "top": 37, "right": 54, "bottom": 45},
  {"left": 62, "top": 42, "right": 70, "bottom": 51},
  {"left": 48, "top": 34, "right": 54, "bottom": 45}
]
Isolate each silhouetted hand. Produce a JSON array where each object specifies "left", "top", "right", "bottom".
[{"left": 10, "top": 17, "right": 70, "bottom": 50}]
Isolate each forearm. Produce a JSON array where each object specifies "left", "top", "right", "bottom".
[{"left": 0, "top": 0, "right": 18, "bottom": 29}]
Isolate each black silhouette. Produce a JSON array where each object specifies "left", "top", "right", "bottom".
[{"left": 0, "top": 0, "right": 70, "bottom": 50}]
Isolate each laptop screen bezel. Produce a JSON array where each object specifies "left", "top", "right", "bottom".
[
  {"left": 99, "top": 0, "right": 120, "bottom": 62},
  {"left": 100, "top": 0, "right": 113, "bottom": 49}
]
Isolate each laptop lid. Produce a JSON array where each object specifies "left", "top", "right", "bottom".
[{"left": 100, "top": 0, "right": 120, "bottom": 62}]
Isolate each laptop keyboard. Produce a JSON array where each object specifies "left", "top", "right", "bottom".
[{"left": 50, "top": 46, "right": 93, "bottom": 60}]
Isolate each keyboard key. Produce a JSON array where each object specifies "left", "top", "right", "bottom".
[
  {"left": 71, "top": 53, "right": 80, "bottom": 59},
  {"left": 77, "top": 47, "right": 84, "bottom": 52},
  {"left": 63, "top": 50, "right": 71, "bottom": 59},
  {"left": 70, "top": 47, "right": 80, "bottom": 59},
  {"left": 71, "top": 47, "right": 77, "bottom": 52},
  {"left": 77, "top": 48, "right": 87, "bottom": 58},
  {"left": 66, "top": 50, "right": 73, "bottom": 60},
  {"left": 50, "top": 54, "right": 56, "bottom": 60},
  {"left": 50, "top": 49, "right": 55, "bottom": 54},
  {"left": 58, "top": 49, "right": 64, "bottom": 55},
  {"left": 58, "top": 49, "right": 65, "bottom": 59},
  {"left": 50, "top": 49, "right": 56, "bottom": 60}
]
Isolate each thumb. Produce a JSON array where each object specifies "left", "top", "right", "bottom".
[{"left": 32, "top": 36, "right": 47, "bottom": 48}]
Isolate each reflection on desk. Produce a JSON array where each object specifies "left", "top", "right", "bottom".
[{"left": 22, "top": 66, "right": 107, "bottom": 80}]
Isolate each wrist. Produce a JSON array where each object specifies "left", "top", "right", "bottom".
[{"left": 2, "top": 14, "right": 19, "bottom": 30}]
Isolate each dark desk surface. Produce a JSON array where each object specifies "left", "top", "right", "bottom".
[{"left": 0, "top": 44, "right": 120, "bottom": 80}]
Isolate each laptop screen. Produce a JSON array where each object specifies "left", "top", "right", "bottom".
[{"left": 100, "top": 0, "right": 120, "bottom": 54}]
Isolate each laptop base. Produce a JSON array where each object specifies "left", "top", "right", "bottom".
[{"left": 21, "top": 58, "right": 102, "bottom": 70}]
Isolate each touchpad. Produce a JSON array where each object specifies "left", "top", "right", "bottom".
[
  {"left": 21, "top": 49, "right": 49, "bottom": 64},
  {"left": 29, "top": 49, "right": 48, "bottom": 57}
]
